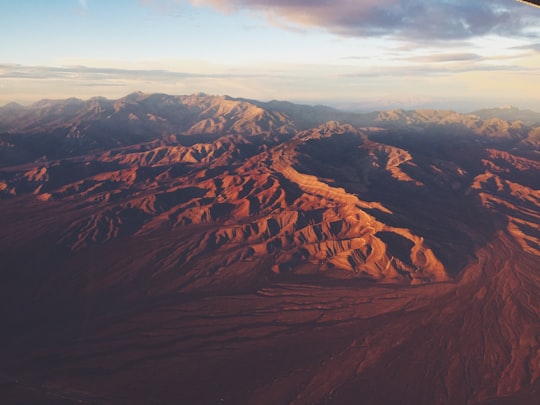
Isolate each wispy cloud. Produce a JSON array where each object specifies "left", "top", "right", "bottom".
[
  {"left": 77, "top": 0, "right": 88, "bottom": 9},
  {"left": 407, "top": 53, "right": 482, "bottom": 63},
  {"left": 340, "top": 64, "right": 536, "bottom": 79},
  {"left": 186, "top": 0, "right": 540, "bottom": 40},
  {"left": 2, "top": 59, "right": 537, "bottom": 86},
  {"left": 0, "top": 63, "right": 291, "bottom": 104},
  {"left": 0, "top": 64, "right": 268, "bottom": 81},
  {"left": 512, "top": 42, "right": 540, "bottom": 52}
]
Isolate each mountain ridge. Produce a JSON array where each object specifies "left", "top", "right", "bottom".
[
  {"left": 1, "top": 93, "right": 538, "bottom": 168},
  {"left": 0, "top": 92, "right": 539, "bottom": 404}
]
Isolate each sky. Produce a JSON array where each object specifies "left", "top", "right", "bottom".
[{"left": 1, "top": 0, "right": 540, "bottom": 111}]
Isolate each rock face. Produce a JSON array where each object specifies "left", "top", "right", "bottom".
[{"left": 0, "top": 94, "right": 539, "bottom": 404}]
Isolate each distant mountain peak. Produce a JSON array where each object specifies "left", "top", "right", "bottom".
[
  {"left": 473, "top": 105, "right": 540, "bottom": 126},
  {"left": 121, "top": 91, "right": 147, "bottom": 102},
  {"left": 1, "top": 101, "right": 23, "bottom": 109}
]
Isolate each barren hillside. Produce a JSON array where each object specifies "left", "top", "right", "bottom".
[{"left": 0, "top": 94, "right": 539, "bottom": 404}]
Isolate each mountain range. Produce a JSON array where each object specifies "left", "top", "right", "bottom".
[{"left": 0, "top": 93, "right": 539, "bottom": 404}]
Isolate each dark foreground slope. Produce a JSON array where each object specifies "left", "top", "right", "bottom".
[{"left": 0, "top": 94, "right": 539, "bottom": 404}]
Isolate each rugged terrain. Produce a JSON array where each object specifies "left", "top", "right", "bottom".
[{"left": 0, "top": 93, "right": 539, "bottom": 404}]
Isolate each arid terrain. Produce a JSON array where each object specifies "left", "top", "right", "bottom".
[{"left": 0, "top": 93, "right": 539, "bottom": 404}]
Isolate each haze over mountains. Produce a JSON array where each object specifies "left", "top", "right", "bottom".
[{"left": 0, "top": 93, "right": 539, "bottom": 404}]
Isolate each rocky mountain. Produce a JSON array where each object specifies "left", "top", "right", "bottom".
[
  {"left": 0, "top": 93, "right": 539, "bottom": 404},
  {"left": 473, "top": 106, "right": 540, "bottom": 126},
  {"left": 2, "top": 93, "right": 537, "bottom": 167},
  {"left": 0, "top": 92, "right": 295, "bottom": 167}
]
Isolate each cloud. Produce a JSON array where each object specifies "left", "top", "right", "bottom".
[
  {"left": 77, "top": 0, "right": 87, "bottom": 8},
  {"left": 187, "top": 0, "right": 539, "bottom": 40},
  {"left": 0, "top": 64, "right": 292, "bottom": 104},
  {"left": 0, "top": 64, "right": 267, "bottom": 81},
  {"left": 512, "top": 42, "right": 540, "bottom": 52},
  {"left": 340, "top": 63, "right": 535, "bottom": 79},
  {"left": 408, "top": 52, "right": 482, "bottom": 63}
]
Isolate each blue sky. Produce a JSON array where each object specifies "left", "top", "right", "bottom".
[{"left": 1, "top": 0, "right": 540, "bottom": 110}]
